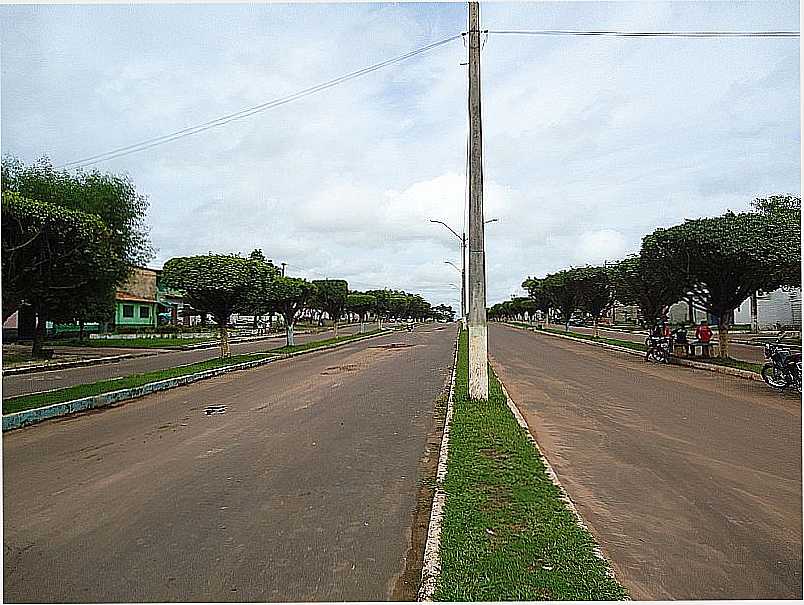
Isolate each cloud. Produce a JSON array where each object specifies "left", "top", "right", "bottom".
[{"left": 1, "top": 1, "right": 799, "bottom": 309}]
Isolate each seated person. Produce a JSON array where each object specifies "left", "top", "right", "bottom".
[{"left": 693, "top": 320, "right": 713, "bottom": 354}]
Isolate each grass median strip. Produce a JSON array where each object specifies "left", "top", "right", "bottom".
[
  {"left": 273, "top": 329, "right": 381, "bottom": 354},
  {"left": 3, "top": 329, "right": 388, "bottom": 416},
  {"left": 435, "top": 330, "right": 627, "bottom": 601},
  {"left": 507, "top": 322, "right": 763, "bottom": 374},
  {"left": 56, "top": 337, "right": 214, "bottom": 348},
  {"left": 2, "top": 353, "right": 274, "bottom": 415}
]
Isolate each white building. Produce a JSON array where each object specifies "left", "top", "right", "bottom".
[{"left": 734, "top": 286, "right": 801, "bottom": 330}]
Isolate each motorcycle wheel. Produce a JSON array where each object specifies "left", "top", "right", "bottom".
[{"left": 761, "top": 363, "right": 788, "bottom": 389}]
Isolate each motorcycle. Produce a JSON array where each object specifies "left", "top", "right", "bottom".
[
  {"left": 761, "top": 340, "right": 802, "bottom": 393},
  {"left": 645, "top": 335, "right": 672, "bottom": 364}
]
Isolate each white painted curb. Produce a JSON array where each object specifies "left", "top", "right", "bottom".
[
  {"left": 417, "top": 330, "right": 460, "bottom": 601},
  {"left": 495, "top": 376, "right": 628, "bottom": 597}
]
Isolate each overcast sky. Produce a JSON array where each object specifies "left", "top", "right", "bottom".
[{"left": 2, "top": 1, "right": 800, "bottom": 309}]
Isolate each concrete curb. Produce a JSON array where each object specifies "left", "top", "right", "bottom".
[
  {"left": 504, "top": 323, "right": 764, "bottom": 383},
  {"left": 3, "top": 351, "right": 160, "bottom": 376},
  {"left": 3, "top": 329, "right": 395, "bottom": 432},
  {"left": 418, "top": 329, "right": 460, "bottom": 602},
  {"left": 493, "top": 374, "right": 628, "bottom": 596}
]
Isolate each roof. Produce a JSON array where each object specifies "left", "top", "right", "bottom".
[{"left": 115, "top": 293, "right": 157, "bottom": 304}]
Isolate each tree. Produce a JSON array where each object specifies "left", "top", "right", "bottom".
[
  {"left": 749, "top": 195, "right": 801, "bottom": 287},
  {"left": 311, "top": 279, "right": 349, "bottom": 335},
  {"left": 266, "top": 277, "right": 317, "bottom": 346},
  {"left": 573, "top": 266, "right": 615, "bottom": 338},
  {"left": 365, "top": 289, "right": 392, "bottom": 329},
  {"left": 522, "top": 277, "right": 552, "bottom": 327},
  {"left": 2, "top": 156, "right": 152, "bottom": 278},
  {"left": 2, "top": 191, "right": 119, "bottom": 356},
  {"left": 161, "top": 254, "right": 278, "bottom": 357},
  {"left": 541, "top": 269, "right": 582, "bottom": 332},
  {"left": 432, "top": 304, "right": 455, "bottom": 322},
  {"left": 641, "top": 207, "right": 797, "bottom": 358},
  {"left": 607, "top": 255, "right": 685, "bottom": 327},
  {"left": 389, "top": 294, "right": 410, "bottom": 321},
  {"left": 346, "top": 293, "right": 376, "bottom": 333}
]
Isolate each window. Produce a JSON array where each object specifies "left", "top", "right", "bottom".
[
  {"left": 122, "top": 305, "right": 134, "bottom": 318},
  {"left": 139, "top": 305, "right": 151, "bottom": 319}
]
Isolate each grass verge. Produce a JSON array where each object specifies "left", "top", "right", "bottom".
[
  {"left": 56, "top": 337, "right": 213, "bottom": 348},
  {"left": 272, "top": 329, "right": 381, "bottom": 354},
  {"left": 507, "top": 322, "right": 762, "bottom": 374},
  {"left": 2, "top": 353, "right": 272, "bottom": 415},
  {"left": 3, "top": 328, "right": 387, "bottom": 415},
  {"left": 434, "top": 330, "right": 627, "bottom": 601}
]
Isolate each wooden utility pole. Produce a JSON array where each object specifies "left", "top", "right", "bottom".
[{"left": 467, "top": 0, "right": 488, "bottom": 399}]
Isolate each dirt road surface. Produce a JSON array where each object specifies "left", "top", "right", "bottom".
[
  {"left": 4, "top": 325, "right": 455, "bottom": 602},
  {"left": 3, "top": 324, "right": 364, "bottom": 398},
  {"left": 490, "top": 323, "right": 801, "bottom": 600}
]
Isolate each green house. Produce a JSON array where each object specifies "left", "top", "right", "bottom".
[{"left": 114, "top": 267, "right": 158, "bottom": 329}]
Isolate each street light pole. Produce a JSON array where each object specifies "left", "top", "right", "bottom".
[{"left": 467, "top": 0, "right": 488, "bottom": 399}]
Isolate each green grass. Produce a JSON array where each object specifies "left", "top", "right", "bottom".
[
  {"left": 693, "top": 356, "right": 763, "bottom": 374},
  {"left": 2, "top": 352, "right": 36, "bottom": 366},
  {"left": 272, "top": 329, "right": 380, "bottom": 354},
  {"left": 56, "top": 337, "right": 214, "bottom": 348},
  {"left": 3, "top": 328, "right": 385, "bottom": 415},
  {"left": 435, "top": 330, "right": 628, "bottom": 601},
  {"left": 2, "top": 353, "right": 272, "bottom": 415}
]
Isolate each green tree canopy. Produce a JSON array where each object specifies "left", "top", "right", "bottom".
[
  {"left": 311, "top": 279, "right": 349, "bottom": 334},
  {"left": 346, "top": 293, "right": 376, "bottom": 332},
  {"left": 641, "top": 206, "right": 797, "bottom": 357},
  {"left": 266, "top": 276, "right": 316, "bottom": 346},
  {"left": 541, "top": 269, "right": 582, "bottom": 330},
  {"left": 2, "top": 191, "right": 119, "bottom": 354},
  {"left": 573, "top": 266, "right": 615, "bottom": 336},
  {"left": 161, "top": 254, "right": 277, "bottom": 357}
]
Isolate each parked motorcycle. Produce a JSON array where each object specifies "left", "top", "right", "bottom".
[
  {"left": 645, "top": 335, "right": 672, "bottom": 364},
  {"left": 761, "top": 340, "right": 802, "bottom": 393}
]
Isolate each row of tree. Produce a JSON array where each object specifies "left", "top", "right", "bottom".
[
  {"left": 1, "top": 157, "right": 453, "bottom": 357},
  {"left": 490, "top": 195, "right": 800, "bottom": 358},
  {"left": 161, "top": 253, "right": 454, "bottom": 356}
]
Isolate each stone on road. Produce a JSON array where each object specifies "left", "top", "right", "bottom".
[
  {"left": 489, "top": 323, "right": 801, "bottom": 600},
  {"left": 3, "top": 325, "right": 455, "bottom": 602}
]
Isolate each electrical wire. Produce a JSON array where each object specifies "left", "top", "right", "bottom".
[
  {"left": 485, "top": 29, "right": 799, "bottom": 38},
  {"left": 58, "top": 33, "right": 463, "bottom": 169}
]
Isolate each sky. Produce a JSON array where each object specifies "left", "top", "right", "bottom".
[{"left": 2, "top": 1, "right": 800, "bottom": 309}]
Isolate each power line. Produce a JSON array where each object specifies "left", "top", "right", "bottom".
[
  {"left": 484, "top": 29, "right": 800, "bottom": 38},
  {"left": 58, "top": 33, "right": 463, "bottom": 169}
]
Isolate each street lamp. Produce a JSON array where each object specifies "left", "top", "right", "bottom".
[{"left": 430, "top": 218, "right": 499, "bottom": 330}]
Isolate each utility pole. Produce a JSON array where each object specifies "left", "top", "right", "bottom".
[
  {"left": 281, "top": 262, "right": 287, "bottom": 277},
  {"left": 467, "top": 0, "right": 488, "bottom": 399}
]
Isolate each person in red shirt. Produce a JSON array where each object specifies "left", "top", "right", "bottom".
[{"left": 695, "top": 320, "right": 713, "bottom": 343}]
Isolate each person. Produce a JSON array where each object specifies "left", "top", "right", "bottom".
[
  {"left": 694, "top": 320, "right": 713, "bottom": 356},
  {"left": 695, "top": 320, "right": 713, "bottom": 343},
  {"left": 673, "top": 325, "right": 691, "bottom": 356}
]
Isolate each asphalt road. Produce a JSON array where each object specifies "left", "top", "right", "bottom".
[
  {"left": 3, "top": 324, "right": 365, "bottom": 398},
  {"left": 545, "top": 322, "right": 766, "bottom": 363},
  {"left": 489, "top": 323, "right": 801, "bottom": 600},
  {"left": 3, "top": 324, "right": 456, "bottom": 602}
]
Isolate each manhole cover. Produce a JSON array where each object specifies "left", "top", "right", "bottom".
[{"left": 204, "top": 405, "right": 227, "bottom": 415}]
